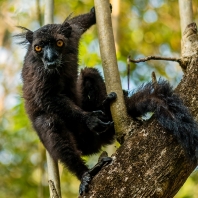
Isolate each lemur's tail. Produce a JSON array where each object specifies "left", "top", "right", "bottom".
[{"left": 125, "top": 79, "right": 198, "bottom": 160}]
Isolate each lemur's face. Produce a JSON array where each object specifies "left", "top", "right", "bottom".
[{"left": 26, "top": 23, "right": 72, "bottom": 70}]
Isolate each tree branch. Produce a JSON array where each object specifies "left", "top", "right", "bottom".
[
  {"left": 48, "top": 180, "right": 60, "bottom": 198},
  {"left": 129, "top": 55, "right": 181, "bottom": 64},
  {"left": 179, "top": 0, "right": 193, "bottom": 35},
  {"left": 46, "top": 151, "right": 61, "bottom": 198},
  {"left": 127, "top": 56, "right": 131, "bottom": 90},
  {"left": 36, "top": 0, "right": 42, "bottom": 26},
  {"left": 151, "top": 71, "right": 157, "bottom": 84},
  {"left": 44, "top": 0, "right": 54, "bottom": 24},
  {"left": 94, "top": 0, "right": 132, "bottom": 141},
  {"left": 83, "top": 11, "right": 198, "bottom": 198},
  {"left": 44, "top": 1, "right": 62, "bottom": 197},
  {"left": 128, "top": 55, "right": 188, "bottom": 71}
]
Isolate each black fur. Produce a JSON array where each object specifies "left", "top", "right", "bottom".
[
  {"left": 17, "top": 8, "right": 115, "bottom": 195},
  {"left": 79, "top": 68, "right": 198, "bottom": 159},
  {"left": 18, "top": 8, "right": 109, "bottom": 177},
  {"left": 17, "top": 7, "right": 198, "bottom": 196},
  {"left": 125, "top": 79, "right": 198, "bottom": 159}
]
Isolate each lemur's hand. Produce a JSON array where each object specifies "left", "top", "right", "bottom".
[
  {"left": 102, "top": 92, "right": 117, "bottom": 107},
  {"left": 85, "top": 110, "right": 113, "bottom": 134}
]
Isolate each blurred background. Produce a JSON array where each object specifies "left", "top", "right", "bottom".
[{"left": 0, "top": 0, "right": 198, "bottom": 197}]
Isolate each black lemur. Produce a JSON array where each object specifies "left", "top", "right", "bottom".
[{"left": 17, "top": 7, "right": 198, "bottom": 195}]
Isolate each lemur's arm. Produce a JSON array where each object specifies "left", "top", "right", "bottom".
[
  {"left": 33, "top": 114, "right": 89, "bottom": 179},
  {"left": 42, "top": 95, "right": 112, "bottom": 134},
  {"left": 67, "top": 7, "right": 96, "bottom": 33},
  {"left": 66, "top": 5, "right": 111, "bottom": 34}
]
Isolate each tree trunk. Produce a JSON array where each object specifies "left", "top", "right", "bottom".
[
  {"left": 94, "top": 0, "right": 132, "bottom": 141},
  {"left": 81, "top": 1, "right": 198, "bottom": 197}
]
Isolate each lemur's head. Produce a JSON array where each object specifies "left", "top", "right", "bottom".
[{"left": 17, "top": 21, "right": 72, "bottom": 70}]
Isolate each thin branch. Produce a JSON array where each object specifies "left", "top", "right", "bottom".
[
  {"left": 44, "top": 1, "right": 62, "bottom": 198},
  {"left": 46, "top": 152, "right": 61, "bottom": 198},
  {"left": 129, "top": 55, "right": 189, "bottom": 71},
  {"left": 129, "top": 56, "right": 181, "bottom": 64},
  {"left": 48, "top": 180, "right": 60, "bottom": 198},
  {"left": 111, "top": 0, "right": 121, "bottom": 51},
  {"left": 151, "top": 71, "right": 157, "bottom": 84},
  {"left": 127, "top": 56, "right": 131, "bottom": 90},
  {"left": 178, "top": 0, "right": 193, "bottom": 35},
  {"left": 44, "top": 0, "right": 54, "bottom": 24},
  {"left": 36, "top": 0, "right": 42, "bottom": 26},
  {"left": 151, "top": 71, "right": 158, "bottom": 91}
]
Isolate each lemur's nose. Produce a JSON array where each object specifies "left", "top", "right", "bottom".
[
  {"left": 44, "top": 47, "right": 58, "bottom": 62},
  {"left": 43, "top": 47, "right": 59, "bottom": 69}
]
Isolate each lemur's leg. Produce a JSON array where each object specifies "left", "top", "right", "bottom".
[{"left": 76, "top": 67, "right": 115, "bottom": 155}]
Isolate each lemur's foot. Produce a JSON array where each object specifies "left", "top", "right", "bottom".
[
  {"left": 89, "top": 155, "right": 112, "bottom": 177},
  {"left": 79, "top": 152, "right": 112, "bottom": 195},
  {"left": 79, "top": 171, "right": 91, "bottom": 196}
]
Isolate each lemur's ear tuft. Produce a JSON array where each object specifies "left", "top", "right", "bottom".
[
  {"left": 14, "top": 26, "right": 33, "bottom": 45},
  {"left": 26, "top": 30, "right": 33, "bottom": 43}
]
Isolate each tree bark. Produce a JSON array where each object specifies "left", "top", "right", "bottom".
[{"left": 81, "top": 2, "right": 198, "bottom": 198}]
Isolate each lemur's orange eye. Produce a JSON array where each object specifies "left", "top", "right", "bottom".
[
  {"left": 57, "top": 40, "right": 64, "bottom": 47},
  {"left": 35, "top": 45, "right": 42, "bottom": 52}
]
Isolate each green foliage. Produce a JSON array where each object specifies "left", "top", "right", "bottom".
[
  {"left": 0, "top": 100, "right": 40, "bottom": 198},
  {"left": 0, "top": 0, "right": 198, "bottom": 197},
  {"left": 175, "top": 170, "right": 198, "bottom": 198}
]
